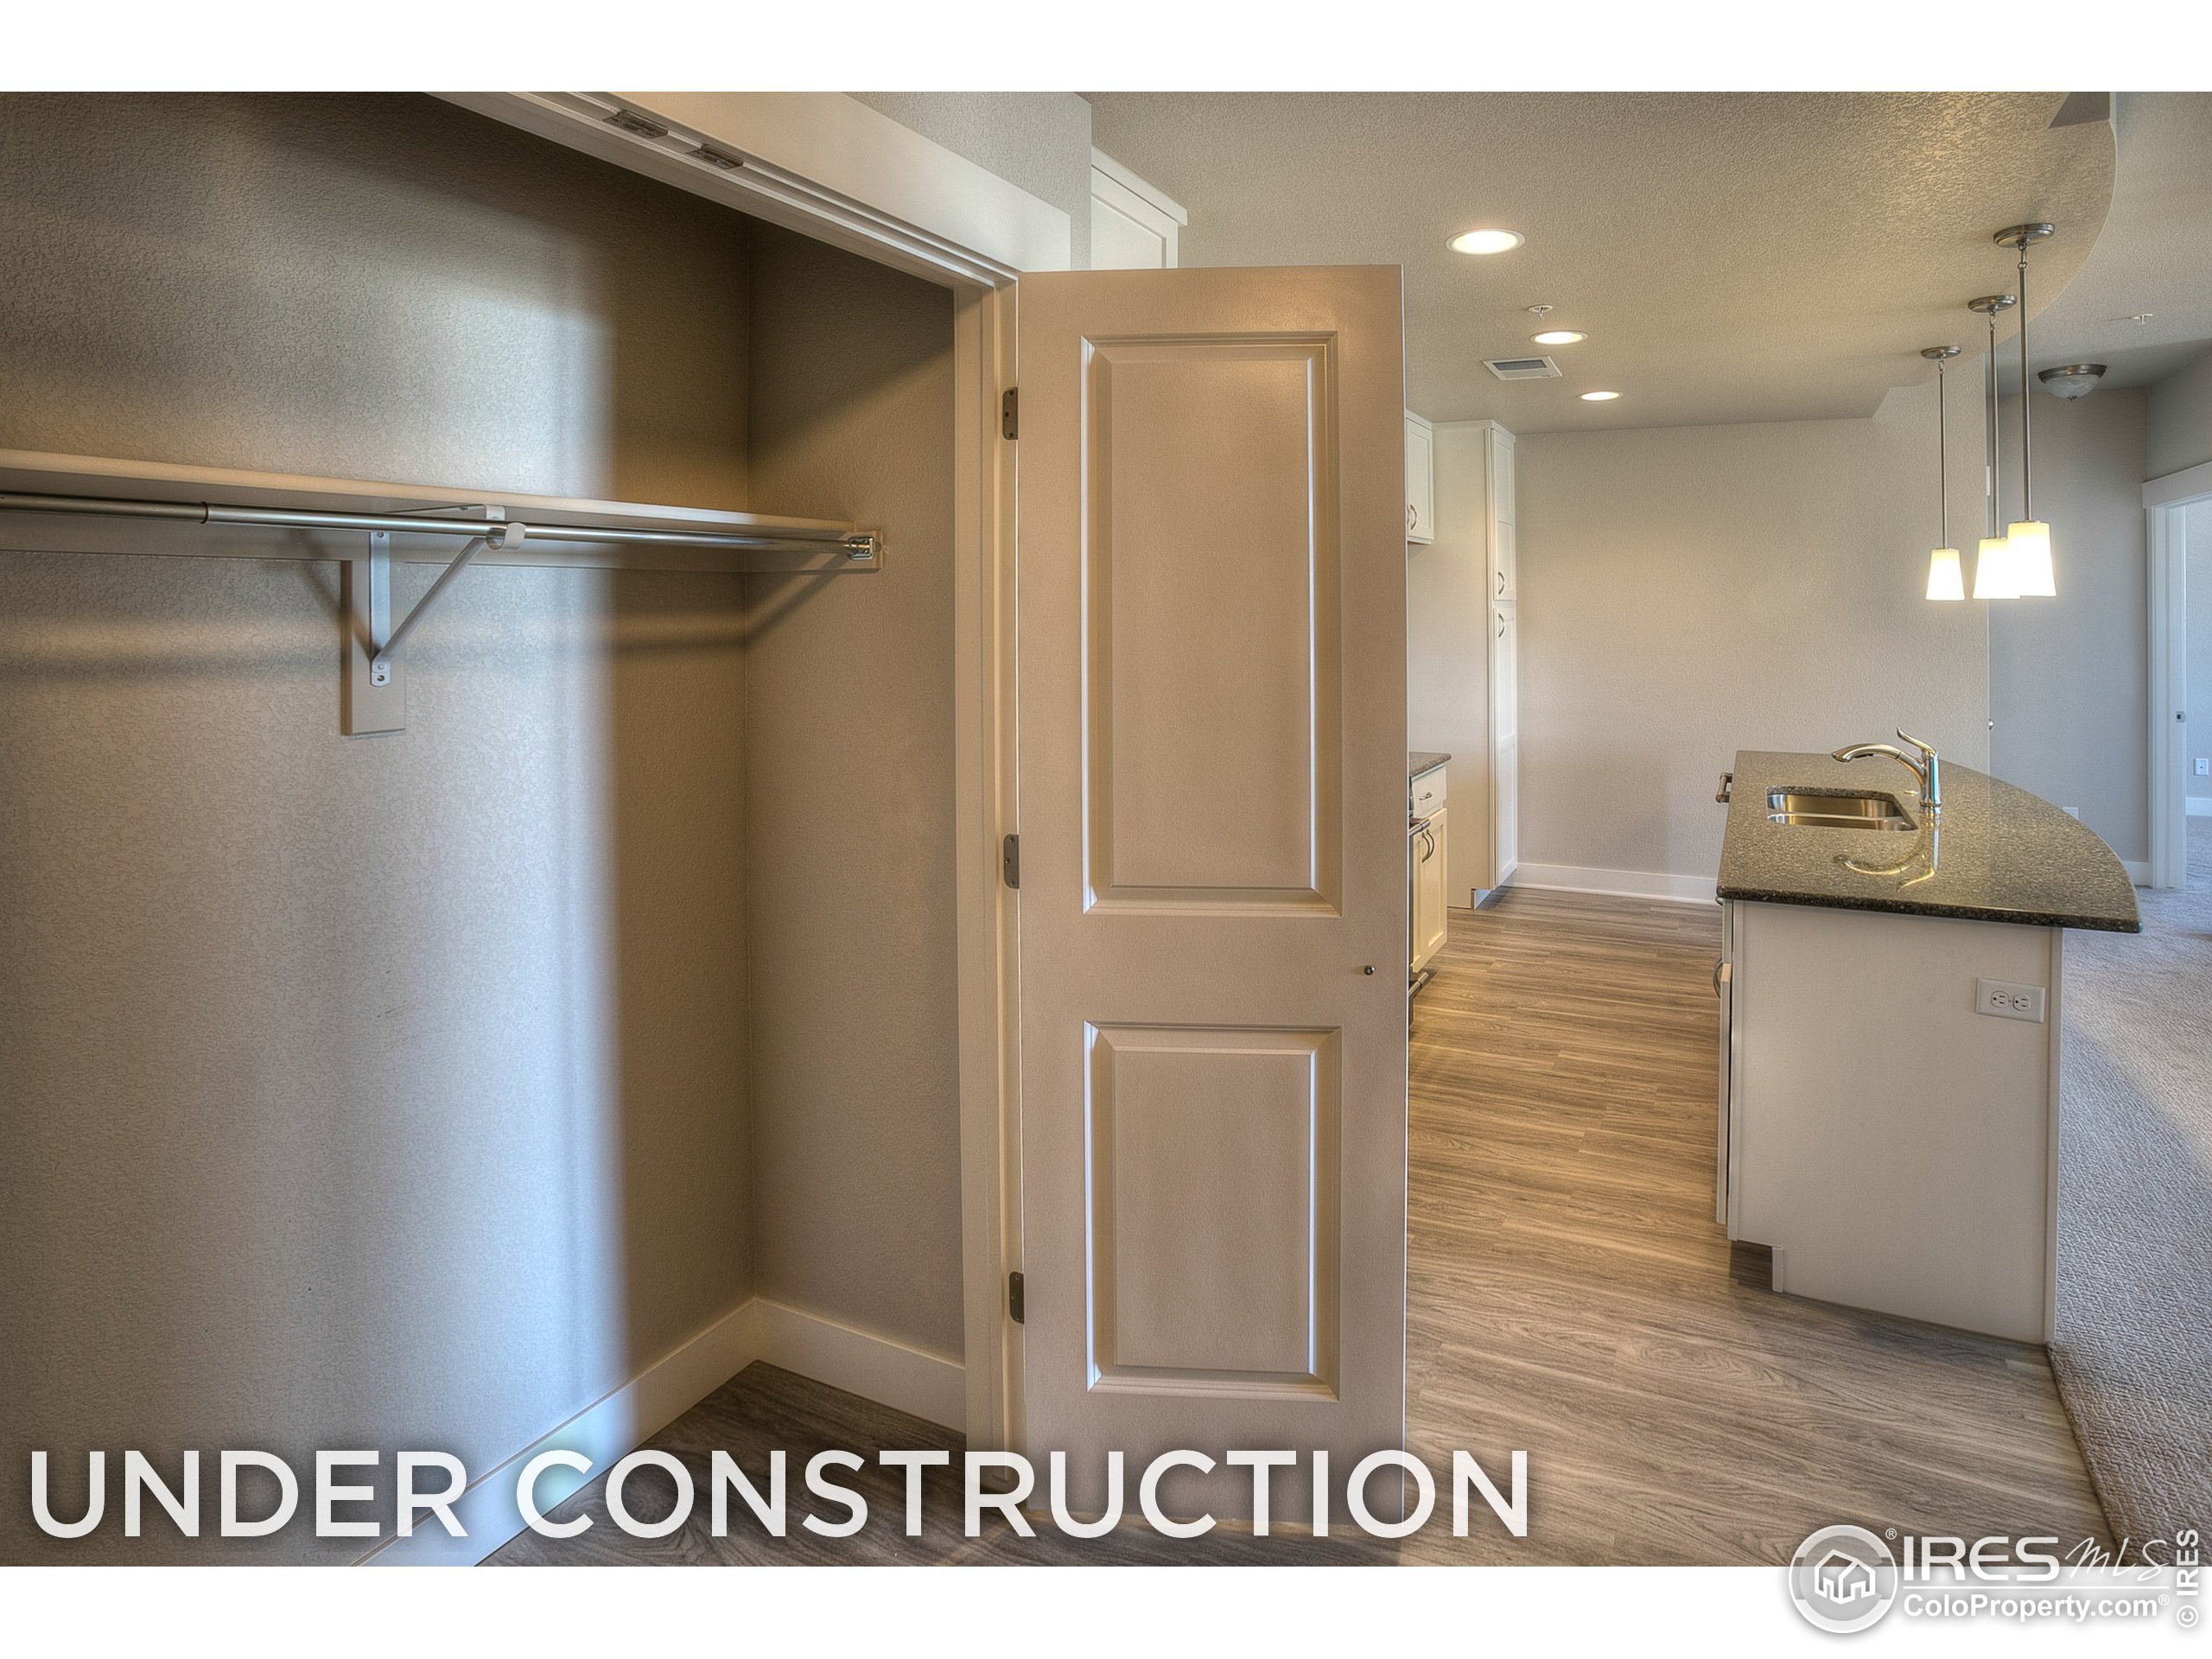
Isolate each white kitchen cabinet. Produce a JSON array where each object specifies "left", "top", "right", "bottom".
[
  {"left": 1411, "top": 764, "right": 1448, "bottom": 974},
  {"left": 1714, "top": 902, "right": 1736, "bottom": 1225},
  {"left": 1486, "top": 423, "right": 1516, "bottom": 604},
  {"left": 1722, "top": 898, "right": 2063, "bottom": 1342},
  {"left": 1488, "top": 601, "right": 1518, "bottom": 885},
  {"left": 1413, "top": 807, "right": 1448, "bottom": 972},
  {"left": 1405, "top": 411, "right": 1435, "bottom": 543}
]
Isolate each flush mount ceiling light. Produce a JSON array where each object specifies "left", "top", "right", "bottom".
[
  {"left": 1967, "top": 293, "right": 2019, "bottom": 599},
  {"left": 2038, "top": 363, "right": 2106, "bottom": 400},
  {"left": 1449, "top": 228, "right": 1524, "bottom": 255},
  {"left": 1922, "top": 346, "right": 1965, "bottom": 601},
  {"left": 1995, "top": 223, "right": 2057, "bottom": 597},
  {"left": 1580, "top": 391, "right": 1620, "bottom": 402},
  {"left": 1526, "top": 303, "right": 1584, "bottom": 346}
]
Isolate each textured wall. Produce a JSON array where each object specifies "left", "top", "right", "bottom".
[
  {"left": 1988, "top": 389, "right": 2152, "bottom": 861},
  {"left": 0, "top": 94, "right": 758, "bottom": 1561},
  {"left": 1408, "top": 423, "right": 1494, "bottom": 906},
  {"left": 1515, "top": 380, "right": 1992, "bottom": 881},
  {"left": 741, "top": 225, "right": 963, "bottom": 1359},
  {"left": 852, "top": 92, "right": 1094, "bottom": 270},
  {"left": 2147, "top": 346, "right": 2212, "bottom": 481}
]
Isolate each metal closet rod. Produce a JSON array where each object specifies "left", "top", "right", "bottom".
[{"left": 0, "top": 489, "right": 880, "bottom": 560}]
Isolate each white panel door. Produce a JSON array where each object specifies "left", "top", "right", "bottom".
[{"left": 1014, "top": 265, "right": 1408, "bottom": 1525}]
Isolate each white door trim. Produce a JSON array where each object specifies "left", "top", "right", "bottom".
[
  {"left": 452, "top": 92, "right": 1028, "bottom": 1452},
  {"left": 2145, "top": 466, "right": 2209, "bottom": 891}
]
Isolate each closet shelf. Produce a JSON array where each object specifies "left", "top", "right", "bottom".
[{"left": 0, "top": 449, "right": 882, "bottom": 574}]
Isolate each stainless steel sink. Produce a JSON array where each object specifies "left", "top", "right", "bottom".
[{"left": 1766, "top": 789, "right": 1915, "bottom": 830}]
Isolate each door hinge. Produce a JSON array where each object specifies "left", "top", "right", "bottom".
[
  {"left": 1007, "top": 1271, "right": 1026, "bottom": 1324},
  {"left": 1001, "top": 386, "right": 1019, "bottom": 440},
  {"left": 1001, "top": 833, "right": 1020, "bottom": 889}
]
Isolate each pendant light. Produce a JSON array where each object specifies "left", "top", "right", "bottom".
[
  {"left": 1995, "top": 223, "right": 2057, "bottom": 596},
  {"left": 1922, "top": 346, "right": 1964, "bottom": 601},
  {"left": 1967, "top": 293, "right": 2018, "bottom": 599}
]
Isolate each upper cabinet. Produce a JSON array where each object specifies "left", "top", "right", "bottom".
[
  {"left": 1486, "top": 423, "right": 1516, "bottom": 603},
  {"left": 1405, "top": 410, "right": 1435, "bottom": 544},
  {"left": 1088, "top": 149, "right": 1188, "bottom": 270}
]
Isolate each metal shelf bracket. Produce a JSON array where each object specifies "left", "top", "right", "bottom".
[{"left": 342, "top": 518, "right": 524, "bottom": 737}]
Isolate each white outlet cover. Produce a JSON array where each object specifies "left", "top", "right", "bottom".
[
  {"left": 1976, "top": 978, "right": 2047, "bottom": 1023},
  {"left": 2197, "top": 757, "right": 2209, "bottom": 776}
]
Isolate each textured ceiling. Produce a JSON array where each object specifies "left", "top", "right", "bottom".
[
  {"left": 2005, "top": 92, "right": 2212, "bottom": 392},
  {"left": 1084, "top": 93, "right": 2117, "bottom": 432}
]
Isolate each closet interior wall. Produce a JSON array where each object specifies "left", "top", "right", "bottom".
[{"left": 0, "top": 92, "right": 962, "bottom": 1562}]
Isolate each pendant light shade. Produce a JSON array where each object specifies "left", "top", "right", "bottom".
[
  {"left": 1922, "top": 345, "right": 1963, "bottom": 601},
  {"left": 2006, "top": 519, "right": 2056, "bottom": 595},
  {"left": 1967, "top": 292, "right": 2018, "bottom": 602},
  {"left": 1927, "top": 545, "right": 1965, "bottom": 601},
  {"left": 1974, "top": 535, "right": 2018, "bottom": 599},
  {"left": 1997, "top": 223, "right": 2058, "bottom": 597}
]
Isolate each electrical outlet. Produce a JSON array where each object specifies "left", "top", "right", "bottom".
[
  {"left": 1975, "top": 978, "right": 2047, "bottom": 1023},
  {"left": 2196, "top": 757, "right": 2209, "bottom": 777}
]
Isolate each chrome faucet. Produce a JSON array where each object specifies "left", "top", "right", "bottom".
[{"left": 1832, "top": 728, "right": 1942, "bottom": 815}]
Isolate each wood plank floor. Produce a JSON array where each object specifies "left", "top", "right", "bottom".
[
  {"left": 1400, "top": 888, "right": 2107, "bottom": 1564},
  {"left": 494, "top": 888, "right": 2108, "bottom": 1566}
]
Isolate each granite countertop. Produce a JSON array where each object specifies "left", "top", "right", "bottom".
[
  {"left": 1410, "top": 750, "right": 1451, "bottom": 778},
  {"left": 1717, "top": 749, "right": 2140, "bottom": 932}
]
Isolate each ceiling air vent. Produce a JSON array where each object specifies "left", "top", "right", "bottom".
[{"left": 1484, "top": 355, "right": 1562, "bottom": 381}]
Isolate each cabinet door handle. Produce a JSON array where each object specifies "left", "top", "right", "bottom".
[
  {"left": 1497, "top": 569, "right": 1504, "bottom": 595},
  {"left": 1418, "top": 827, "right": 1436, "bottom": 861},
  {"left": 1408, "top": 502, "right": 1418, "bottom": 530},
  {"left": 1497, "top": 613, "right": 1506, "bottom": 639}
]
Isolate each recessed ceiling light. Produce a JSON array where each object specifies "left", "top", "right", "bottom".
[
  {"left": 1580, "top": 391, "right": 1620, "bottom": 402},
  {"left": 1449, "top": 229, "right": 1524, "bottom": 256},
  {"left": 1533, "top": 329, "right": 1586, "bottom": 346}
]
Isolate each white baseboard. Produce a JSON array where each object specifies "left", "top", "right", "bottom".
[
  {"left": 1507, "top": 862, "right": 1718, "bottom": 906},
  {"left": 2123, "top": 859, "right": 2152, "bottom": 885},
  {"left": 2187, "top": 798, "right": 2212, "bottom": 817},
  {"left": 362, "top": 1296, "right": 962, "bottom": 1567},
  {"left": 750, "top": 1299, "right": 966, "bottom": 1434}
]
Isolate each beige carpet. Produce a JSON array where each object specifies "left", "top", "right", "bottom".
[{"left": 2051, "top": 816, "right": 2212, "bottom": 1543}]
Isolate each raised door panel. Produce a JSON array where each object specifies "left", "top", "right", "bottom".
[
  {"left": 1016, "top": 264, "right": 1408, "bottom": 1526},
  {"left": 1086, "top": 340, "right": 1338, "bottom": 910},
  {"left": 1086, "top": 1025, "right": 1339, "bottom": 1387}
]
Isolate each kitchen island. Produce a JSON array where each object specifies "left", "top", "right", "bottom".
[{"left": 1714, "top": 749, "right": 2138, "bottom": 1342}]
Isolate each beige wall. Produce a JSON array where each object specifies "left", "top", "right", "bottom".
[
  {"left": 1514, "top": 380, "right": 1991, "bottom": 883},
  {"left": 1408, "top": 423, "right": 1493, "bottom": 906},
  {"left": 0, "top": 93, "right": 961, "bottom": 1560},
  {"left": 1987, "top": 389, "right": 2152, "bottom": 861},
  {"left": 2147, "top": 345, "right": 2212, "bottom": 481},
  {"left": 741, "top": 226, "right": 964, "bottom": 1358},
  {"left": 852, "top": 92, "right": 1095, "bottom": 270}
]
